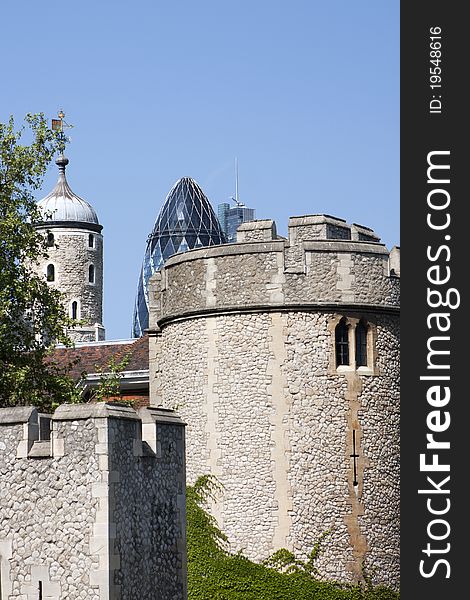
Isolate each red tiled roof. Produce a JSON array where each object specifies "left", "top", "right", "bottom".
[{"left": 47, "top": 335, "right": 149, "bottom": 381}]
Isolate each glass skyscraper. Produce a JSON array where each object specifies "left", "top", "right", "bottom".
[
  {"left": 132, "top": 177, "right": 226, "bottom": 337},
  {"left": 217, "top": 202, "right": 255, "bottom": 242}
]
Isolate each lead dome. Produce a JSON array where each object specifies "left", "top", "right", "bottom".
[{"left": 37, "top": 155, "right": 99, "bottom": 225}]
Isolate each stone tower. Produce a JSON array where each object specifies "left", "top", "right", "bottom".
[
  {"left": 35, "top": 155, "right": 105, "bottom": 342},
  {"left": 148, "top": 215, "right": 400, "bottom": 589}
]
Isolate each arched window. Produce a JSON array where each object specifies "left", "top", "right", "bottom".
[
  {"left": 88, "top": 233, "right": 94, "bottom": 248},
  {"left": 47, "top": 232, "right": 54, "bottom": 247},
  {"left": 46, "top": 264, "right": 55, "bottom": 282},
  {"left": 71, "top": 301, "right": 78, "bottom": 320},
  {"left": 88, "top": 264, "right": 95, "bottom": 284},
  {"left": 335, "top": 318, "right": 349, "bottom": 366},
  {"left": 355, "top": 320, "right": 368, "bottom": 367}
]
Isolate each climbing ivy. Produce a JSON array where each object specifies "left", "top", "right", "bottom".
[{"left": 187, "top": 476, "right": 399, "bottom": 600}]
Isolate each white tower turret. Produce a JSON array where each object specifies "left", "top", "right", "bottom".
[{"left": 35, "top": 154, "right": 105, "bottom": 342}]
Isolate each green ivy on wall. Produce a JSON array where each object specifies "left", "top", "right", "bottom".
[{"left": 187, "top": 476, "right": 399, "bottom": 600}]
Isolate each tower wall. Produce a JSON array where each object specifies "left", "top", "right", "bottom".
[
  {"left": 0, "top": 404, "right": 186, "bottom": 599},
  {"left": 148, "top": 216, "right": 400, "bottom": 588},
  {"left": 34, "top": 225, "right": 105, "bottom": 342}
]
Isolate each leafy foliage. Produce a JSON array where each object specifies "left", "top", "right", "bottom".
[
  {"left": 0, "top": 114, "right": 80, "bottom": 411},
  {"left": 187, "top": 476, "right": 399, "bottom": 600},
  {"left": 88, "top": 353, "right": 131, "bottom": 402}
]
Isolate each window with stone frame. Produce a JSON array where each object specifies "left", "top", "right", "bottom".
[
  {"left": 46, "top": 232, "right": 54, "bottom": 247},
  {"left": 335, "top": 318, "right": 350, "bottom": 367},
  {"left": 88, "top": 233, "right": 94, "bottom": 248},
  {"left": 330, "top": 315, "right": 377, "bottom": 375},
  {"left": 88, "top": 264, "right": 95, "bottom": 284},
  {"left": 355, "top": 320, "right": 369, "bottom": 367}
]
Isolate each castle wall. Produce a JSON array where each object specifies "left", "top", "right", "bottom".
[
  {"left": 0, "top": 404, "right": 186, "bottom": 600},
  {"left": 148, "top": 216, "right": 400, "bottom": 588}
]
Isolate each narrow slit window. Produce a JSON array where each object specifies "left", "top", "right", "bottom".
[
  {"left": 71, "top": 301, "right": 78, "bottom": 320},
  {"left": 88, "top": 264, "right": 95, "bottom": 284},
  {"left": 46, "top": 264, "right": 55, "bottom": 282},
  {"left": 350, "top": 430, "right": 359, "bottom": 487},
  {"left": 355, "top": 321, "right": 368, "bottom": 367},
  {"left": 47, "top": 232, "right": 54, "bottom": 247},
  {"left": 335, "top": 318, "right": 349, "bottom": 366},
  {"left": 88, "top": 233, "right": 94, "bottom": 248}
]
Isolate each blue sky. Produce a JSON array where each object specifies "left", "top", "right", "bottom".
[{"left": 2, "top": 0, "right": 399, "bottom": 340}]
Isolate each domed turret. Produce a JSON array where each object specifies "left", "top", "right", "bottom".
[
  {"left": 34, "top": 155, "right": 105, "bottom": 343},
  {"left": 37, "top": 155, "right": 100, "bottom": 227},
  {"left": 132, "top": 176, "right": 226, "bottom": 337}
]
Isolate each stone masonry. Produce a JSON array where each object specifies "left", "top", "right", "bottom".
[
  {"left": 0, "top": 403, "right": 186, "bottom": 599},
  {"left": 32, "top": 227, "right": 105, "bottom": 343},
  {"left": 148, "top": 215, "right": 400, "bottom": 589}
]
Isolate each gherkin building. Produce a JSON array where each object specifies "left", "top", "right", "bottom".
[{"left": 132, "top": 177, "right": 227, "bottom": 337}]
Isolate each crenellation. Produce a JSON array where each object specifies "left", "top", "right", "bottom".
[{"left": 149, "top": 218, "right": 398, "bottom": 329}]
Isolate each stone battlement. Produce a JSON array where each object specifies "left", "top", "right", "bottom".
[
  {"left": 0, "top": 403, "right": 187, "bottom": 599},
  {"left": 148, "top": 215, "right": 400, "bottom": 329}
]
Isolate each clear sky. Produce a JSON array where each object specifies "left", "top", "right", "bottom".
[{"left": 2, "top": 0, "right": 399, "bottom": 341}]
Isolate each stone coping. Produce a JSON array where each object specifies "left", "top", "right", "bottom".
[
  {"left": 0, "top": 406, "right": 37, "bottom": 424},
  {"left": 237, "top": 219, "right": 275, "bottom": 231},
  {"left": 288, "top": 214, "right": 348, "bottom": 226},
  {"left": 0, "top": 404, "right": 186, "bottom": 425},
  {"left": 53, "top": 402, "right": 140, "bottom": 421},
  {"left": 302, "top": 240, "right": 388, "bottom": 254},
  {"left": 140, "top": 407, "right": 186, "bottom": 426},
  {"left": 160, "top": 238, "right": 388, "bottom": 271}
]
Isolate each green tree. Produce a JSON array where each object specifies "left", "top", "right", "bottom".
[{"left": 0, "top": 114, "right": 80, "bottom": 411}]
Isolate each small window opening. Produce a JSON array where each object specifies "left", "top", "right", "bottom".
[
  {"left": 88, "top": 264, "right": 95, "bottom": 284},
  {"left": 46, "top": 264, "right": 55, "bottom": 282},
  {"left": 355, "top": 321, "right": 368, "bottom": 367},
  {"left": 88, "top": 233, "right": 94, "bottom": 248},
  {"left": 39, "top": 581, "right": 43, "bottom": 600},
  {"left": 335, "top": 318, "right": 349, "bottom": 366},
  {"left": 38, "top": 414, "right": 51, "bottom": 441},
  {"left": 47, "top": 232, "right": 54, "bottom": 247},
  {"left": 71, "top": 301, "right": 78, "bottom": 320}
]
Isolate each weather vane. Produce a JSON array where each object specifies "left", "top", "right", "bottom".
[{"left": 51, "top": 110, "right": 74, "bottom": 154}]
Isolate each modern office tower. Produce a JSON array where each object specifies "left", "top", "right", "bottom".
[
  {"left": 217, "top": 201, "right": 255, "bottom": 242},
  {"left": 132, "top": 177, "right": 226, "bottom": 337}
]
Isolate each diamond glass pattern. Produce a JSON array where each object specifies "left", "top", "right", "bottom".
[{"left": 132, "top": 177, "right": 226, "bottom": 337}]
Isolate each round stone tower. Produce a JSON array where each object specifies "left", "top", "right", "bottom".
[
  {"left": 35, "top": 155, "right": 105, "bottom": 342},
  {"left": 148, "top": 215, "right": 400, "bottom": 588}
]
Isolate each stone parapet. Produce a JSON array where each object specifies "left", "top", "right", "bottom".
[{"left": 148, "top": 216, "right": 399, "bottom": 330}]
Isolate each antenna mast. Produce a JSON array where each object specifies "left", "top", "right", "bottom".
[
  {"left": 231, "top": 157, "right": 244, "bottom": 207},
  {"left": 235, "top": 157, "right": 239, "bottom": 204}
]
